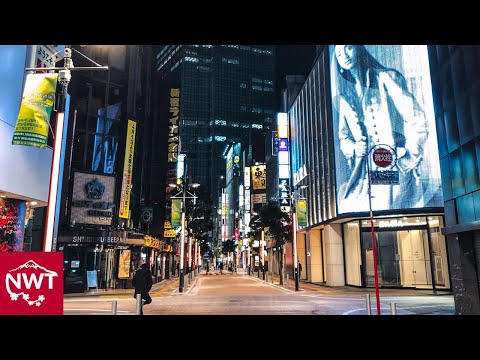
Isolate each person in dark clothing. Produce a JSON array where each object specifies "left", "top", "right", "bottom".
[
  {"left": 132, "top": 263, "right": 153, "bottom": 314},
  {"left": 298, "top": 262, "right": 302, "bottom": 280}
]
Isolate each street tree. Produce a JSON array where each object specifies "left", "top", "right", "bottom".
[
  {"left": 249, "top": 200, "right": 292, "bottom": 285},
  {"left": 186, "top": 184, "right": 214, "bottom": 258},
  {"left": 222, "top": 239, "right": 237, "bottom": 271}
]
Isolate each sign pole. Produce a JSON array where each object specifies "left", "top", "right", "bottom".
[
  {"left": 366, "top": 157, "right": 381, "bottom": 315},
  {"left": 367, "top": 144, "right": 397, "bottom": 315}
]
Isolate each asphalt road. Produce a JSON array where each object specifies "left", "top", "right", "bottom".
[{"left": 63, "top": 272, "right": 455, "bottom": 315}]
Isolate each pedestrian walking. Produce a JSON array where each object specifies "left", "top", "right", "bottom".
[{"left": 132, "top": 263, "right": 153, "bottom": 315}]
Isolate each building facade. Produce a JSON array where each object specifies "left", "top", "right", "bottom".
[
  {"left": 56, "top": 45, "right": 173, "bottom": 293},
  {"left": 0, "top": 45, "right": 64, "bottom": 253},
  {"left": 155, "top": 45, "right": 276, "bottom": 219},
  {"left": 288, "top": 45, "right": 450, "bottom": 291},
  {"left": 429, "top": 45, "right": 480, "bottom": 313}
]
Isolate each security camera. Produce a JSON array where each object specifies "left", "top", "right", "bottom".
[{"left": 58, "top": 69, "right": 71, "bottom": 86}]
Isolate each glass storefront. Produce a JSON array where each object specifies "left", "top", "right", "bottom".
[{"left": 343, "top": 215, "right": 450, "bottom": 289}]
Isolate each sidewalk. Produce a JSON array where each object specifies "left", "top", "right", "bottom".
[
  {"left": 242, "top": 269, "right": 452, "bottom": 297},
  {"left": 64, "top": 273, "right": 198, "bottom": 299}
]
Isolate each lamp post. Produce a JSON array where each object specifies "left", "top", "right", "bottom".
[
  {"left": 179, "top": 171, "right": 186, "bottom": 293},
  {"left": 171, "top": 154, "right": 198, "bottom": 293},
  {"left": 30, "top": 45, "right": 109, "bottom": 252},
  {"left": 291, "top": 186, "right": 299, "bottom": 291}
]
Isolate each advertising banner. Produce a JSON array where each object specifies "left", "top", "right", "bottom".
[
  {"left": 251, "top": 164, "right": 266, "bottom": 190},
  {"left": 70, "top": 172, "right": 116, "bottom": 226},
  {"left": 118, "top": 250, "right": 131, "bottom": 279},
  {"left": 119, "top": 119, "right": 136, "bottom": 219},
  {"left": 12, "top": 73, "right": 58, "bottom": 148},
  {"left": 297, "top": 199, "right": 308, "bottom": 228},
  {"left": 330, "top": 45, "right": 443, "bottom": 213},
  {"left": 171, "top": 199, "right": 182, "bottom": 229}
]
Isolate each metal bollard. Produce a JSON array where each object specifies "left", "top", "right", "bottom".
[
  {"left": 390, "top": 302, "right": 397, "bottom": 315},
  {"left": 365, "top": 294, "right": 371, "bottom": 315},
  {"left": 111, "top": 300, "right": 118, "bottom": 315},
  {"left": 136, "top": 294, "right": 142, "bottom": 315}
]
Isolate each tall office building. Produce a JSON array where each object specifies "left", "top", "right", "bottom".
[{"left": 155, "top": 45, "right": 276, "bottom": 210}]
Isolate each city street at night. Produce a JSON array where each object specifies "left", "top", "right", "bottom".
[{"left": 64, "top": 270, "right": 454, "bottom": 315}]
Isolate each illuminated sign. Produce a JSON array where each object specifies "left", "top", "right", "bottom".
[
  {"left": 168, "top": 88, "right": 180, "bottom": 162},
  {"left": 252, "top": 164, "right": 266, "bottom": 190},
  {"left": 272, "top": 131, "right": 278, "bottom": 156},
  {"left": 119, "top": 119, "right": 136, "bottom": 219},
  {"left": 278, "top": 138, "right": 289, "bottom": 152},
  {"left": 71, "top": 172, "right": 115, "bottom": 225},
  {"left": 330, "top": 45, "right": 443, "bottom": 213}
]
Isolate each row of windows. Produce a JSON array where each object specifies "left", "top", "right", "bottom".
[
  {"left": 221, "top": 57, "right": 240, "bottom": 65},
  {"left": 252, "top": 78, "right": 273, "bottom": 85},
  {"left": 251, "top": 85, "right": 274, "bottom": 92}
]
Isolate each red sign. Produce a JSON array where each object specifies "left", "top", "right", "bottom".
[
  {"left": 372, "top": 147, "right": 394, "bottom": 168},
  {"left": 0, "top": 252, "right": 64, "bottom": 315}
]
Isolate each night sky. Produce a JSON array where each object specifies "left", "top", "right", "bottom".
[{"left": 275, "top": 45, "right": 317, "bottom": 108}]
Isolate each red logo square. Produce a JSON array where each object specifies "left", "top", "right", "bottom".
[{"left": 0, "top": 252, "right": 64, "bottom": 315}]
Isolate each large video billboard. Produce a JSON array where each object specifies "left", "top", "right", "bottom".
[{"left": 329, "top": 45, "right": 443, "bottom": 213}]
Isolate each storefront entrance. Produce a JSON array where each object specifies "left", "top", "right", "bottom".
[{"left": 361, "top": 228, "right": 432, "bottom": 288}]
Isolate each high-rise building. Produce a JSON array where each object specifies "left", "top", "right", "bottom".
[
  {"left": 429, "top": 45, "right": 480, "bottom": 314},
  {"left": 155, "top": 45, "right": 277, "bottom": 213}
]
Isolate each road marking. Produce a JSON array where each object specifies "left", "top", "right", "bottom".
[{"left": 64, "top": 308, "right": 131, "bottom": 313}]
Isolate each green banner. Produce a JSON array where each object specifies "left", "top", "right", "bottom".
[
  {"left": 171, "top": 199, "right": 182, "bottom": 228},
  {"left": 12, "top": 73, "right": 59, "bottom": 148},
  {"left": 297, "top": 199, "right": 308, "bottom": 228}
]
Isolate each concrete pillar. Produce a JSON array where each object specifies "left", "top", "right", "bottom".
[
  {"left": 447, "top": 232, "right": 480, "bottom": 314},
  {"left": 306, "top": 229, "right": 323, "bottom": 282},
  {"left": 324, "top": 224, "right": 345, "bottom": 286},
  {"left": 297, "top": 232, "right": 307, "bottom": 280}
]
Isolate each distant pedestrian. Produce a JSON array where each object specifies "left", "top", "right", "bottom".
[
  {"left": 132, "top": 263, "right": 153, "bottom": 315},
  {"left": 298, "top": 262, "right": 302, "bottom": 279},
  {"left": 219, "top": 262, "right": 224, "bottom": 274},
  {"left": 205, "top": 260, "right": 209, "bottom": 275}
]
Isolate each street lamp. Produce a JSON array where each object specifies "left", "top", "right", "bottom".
[
  {"left": 170, "top": 154, "right": 198, "bottom": 293},
  {"left": 28, "top": 45, "right": 109, "bottom": 252}
]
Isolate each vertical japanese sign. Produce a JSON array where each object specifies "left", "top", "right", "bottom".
[
  {"left": 297, "top": 199, "right": 308, "bottom": 228},
  {"left": 12, "top": 73, "right": 59, "bottom": 148},
  {"left": 168, "top": 88, "right": 180, "bottom": 162},
  {"left": 251, "top": 164, "right": 266, "bottom": 190},
  {"left": 119, "top": 120, "right": 136, "bottom": 219}
]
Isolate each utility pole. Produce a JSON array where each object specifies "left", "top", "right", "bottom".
[{"left": 31, "top": 46, "right": 109, "bottom": 252}]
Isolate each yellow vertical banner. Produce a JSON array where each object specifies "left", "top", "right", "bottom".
[
  {"left": 297, "top": 199, "right": 308, "bottom": 228},
  {"left": 171, "top": 199, "right": 182, "bottom": 228},
  {"left": 119, "top": 120, "right": 136, "bottom": 219},
  {"left": 12, "top": 73, "right": 59, "bottom": 148},
  {"left": 118, "top": 249, "right": 131, "bottom": 278}
]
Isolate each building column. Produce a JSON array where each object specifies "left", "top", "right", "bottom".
[
  {"left": 306, "top": 229, "right": 322, "bottom": 283},
  {"left": 447, "top": 232, "right": 480, "bottom": 315},
  {"left": 297, "top": 232, "right": 306, "bottom": 280},
  {"left": 324, "top": 224, "right": 345, "bottom": 287}
]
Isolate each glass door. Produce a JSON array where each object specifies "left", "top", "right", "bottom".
[{"left": 361, "top": 231, "right": 401, "bottom": 287}]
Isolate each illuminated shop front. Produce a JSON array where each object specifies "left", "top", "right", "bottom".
[
  {"left": 343, "top": 215, "right": 450, "bottom": 289},
  {"left": 288, "top": 45, "right": 451, "bottom": 290}
]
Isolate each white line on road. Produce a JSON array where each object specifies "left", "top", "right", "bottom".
[{"left": 64, "top": 308, "right": 131, "bottom": 313}]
